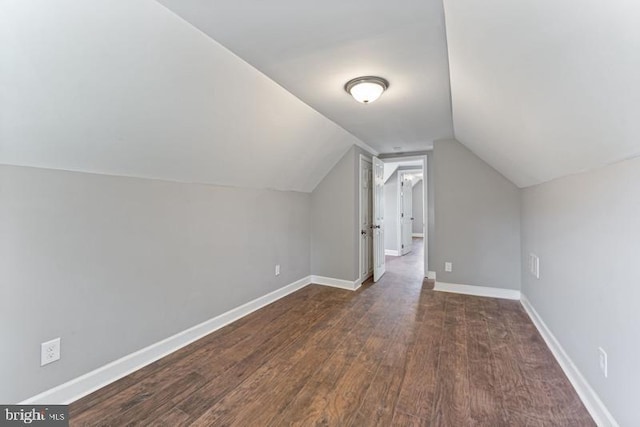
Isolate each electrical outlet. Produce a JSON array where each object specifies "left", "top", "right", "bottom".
[
  {"left": 275, "top": 264, "right": 280, "bottom": 276},
  {"left": 529, "top": 253, "right": 540, "bottom": 279},
  {"left": 598, "top": 347, "right": 608, "bottom": 378},
  {"left": 41, "top": 338, "right": 61, "bottom": 366},
  {"left": 444, "top": 262, "right": 452, "bottom": 273}
]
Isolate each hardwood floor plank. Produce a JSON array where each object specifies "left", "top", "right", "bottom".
[
  {"left": 498, "top": 299, "right": 596, "bottom": 426},
  {"left": 147, "top": 407, "right": 190, "bottom": 427},
  {"left": 187, "top": 288, "right": 381, "bottom": 425},
  {"left": 483, "top": 297, "right": 546, "bottom": 426},
  {"left": 390, "top": 410, "right": 428, "bottom": 426},
  {"left": 430, "top": 293, "right": 471, "bottom": 426},
  {"left": 394, "top": 289, "right": 446, "bottom": 420},
  {"left": 175, "top": 288, "right": 357, "bottom": 423},
  {"left": 272, "top": 283, "right": 404, "bottom": 426},
  {"left": 465, "top": 295, "right": 507, "bottom": 425},
  {"left": 349, "top": 296, "right": 418, "bottom": 427}
]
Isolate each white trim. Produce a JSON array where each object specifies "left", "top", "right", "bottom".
[
  {"left": 434, "top": 281, "right": 520, "bottom": 300},
  {"left": 412, "top": 233, "right": 424, "bottom": 238},
  {"left": 396, "top": 170, "right": 404, "bottom": 256},
  {"left": 427, "top": 271, "right": 436, "bottom": 280},
  {"left": 381, "top": 154, "right": 428, "bottom": 274},
  {"left": 520, "top": 295, "right": 619, "bottom": 427},
  {"left": 385, "top": 249, "right": 400, "bottom": 256},
  {"left": 310, "top": 275, "right": 361, "bottom": 291},
  {"left": 20, "top": 275, "right": 313, "bottom": 405}
]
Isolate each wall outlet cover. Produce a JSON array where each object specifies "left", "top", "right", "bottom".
[
  {"left": 41, "top": 338, "right": 61, "bottom": 366},
  {"left": 598, "top": 347, "right": 608, "bottom": 378},
  {"left": 528, "top": 253, "right": 540, "bottom": 279},
  {"left": 444, "top": 262, "right": 452, "bottom": 272}
]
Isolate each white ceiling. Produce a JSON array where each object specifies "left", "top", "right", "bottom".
[
  {"left": 444, "top": 0, "right": 640, "bottom": 187},
  {"left": 0, "top": 0, "right": 363, "bottom": 193},
  {"left": 156, "top": 0, "right": 455, "bottom": 155}
]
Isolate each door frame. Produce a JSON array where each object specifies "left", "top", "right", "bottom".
[
  {"left": 378, "top": 154, "right": 429, "bottom": 278},
  {"left": 397, "top": 168, "right": 421, "bottom": 256},
  {"left": 358, "top": 154, "right": 373, "bottom": 284}
]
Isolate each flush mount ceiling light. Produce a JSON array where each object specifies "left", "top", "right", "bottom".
[{"left": 344, "top": 76, "right": 389, "bottom": 104}]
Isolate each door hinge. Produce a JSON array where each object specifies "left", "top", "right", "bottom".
[
  {"left": 401, "top": 213, "right": 404, "bottom": 218},
  {"left": 402, "top": 244, "right": 404, "bottom": 248}
]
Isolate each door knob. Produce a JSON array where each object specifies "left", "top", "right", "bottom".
[
  {"left": 361, "top": 230, "right": 367, "bottom": 235},
  {"left": 374, "top": 225, "right": 381, "bottom": 229}
]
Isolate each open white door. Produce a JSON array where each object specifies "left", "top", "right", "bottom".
[
  {"left": 372, "top": 157, "right": 386, "bottom": 282},
  {"left": 359, "top": 157, "right": 373, "bottom": 282},
  {"left": 400, "top": 175, "right": 413, "bottom": 255}
]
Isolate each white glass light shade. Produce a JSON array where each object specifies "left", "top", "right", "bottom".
[{"left": 345, "top": 77, "right": 389, "bottom": 104}]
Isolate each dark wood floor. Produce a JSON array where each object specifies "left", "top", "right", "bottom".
[{"left": 70, "top": 239, "right": 594, "bottom": 426}]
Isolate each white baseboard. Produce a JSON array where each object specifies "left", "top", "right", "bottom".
[
  {"left": 426, "top": 271, "right": 436, "bottom": 280},
  {"left": 20, "top": 275, "right": 312, "bottom": 405},
  {"left": 385, "top": 249, "right": 399, "bottom": 256},
  {"left": 310, "top": 275, "right": 361, "bottom": 291},
  {"left": 520, "top": 295, "right": 619, "bottom": 427},
  {"left": 412, "top": 233, "right": 424, "bottom": 238},
  {"left": 434, "top": 281, "right": 520, "bottom": 300}
]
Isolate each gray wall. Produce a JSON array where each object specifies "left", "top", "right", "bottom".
[
  {"left": 310, "top": 147, "right": 357, "bottom": 281},
  {"left": 310, "top": 145, "right": 372, "bottom": 282},
  {"left": 384, "top": 172, "right": 399, "bottom": 252},
  {"left": 433, "top": 140, "right": 520, "bottom": 289},
  {"left": 521, "top": 156, "right": 640, "bottom": 426},
  {"left": 0, "top": 164, "right": 311, "bottom": 403},
  {"left": 412, "top": 180, "right": 424, "bottom": 234}
]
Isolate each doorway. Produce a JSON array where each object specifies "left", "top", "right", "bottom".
[
  {"left": 382, "top": 156, "right": 428, "bottom": 279},
  {"left": 359, "top": 154, "right": 429, "bottom": 284},
  {"left": 398, "top": 169, "right": 421, "bottom": 256}
]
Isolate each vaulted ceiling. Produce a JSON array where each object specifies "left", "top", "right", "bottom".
[
  {"left": 158, "top": 0, "right": 640, "bottom": 188},
  {"left": 2, "top": 1, "right": 639, "bottom": 191},
  {"left": 444, "top": 0, "right": 640, "bottom": 187},
  {"left": 156, "top": 0, "right": 454, "bottom": 155}
]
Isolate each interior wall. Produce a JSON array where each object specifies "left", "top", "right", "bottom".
[
  {"left": 310, "top": 147, "right": 357, "bottom": 281},
  {"left": 433, "top": 140, "right": 520, "bottom": 289},
  {"left": 0, "top": 164, "right": 311, "bottom": 403},
  {"left": 521, "top": 156, "right": 640, "bottom": 426},
  {"left": 412, "top": 180, "right": 424, "bottom": 234}
]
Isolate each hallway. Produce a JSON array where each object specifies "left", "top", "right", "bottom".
[{"left": 70, "top": 238, "right": 593, "bottom": 426}]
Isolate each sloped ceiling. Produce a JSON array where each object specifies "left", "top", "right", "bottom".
[
  {"left": 443, "top": 0, "right": 640, "bottom": 187},
  {"left": 156, "top": 0, "right": 454, "bottom": 154},
  {"left": 0, "top": 0, "right": 365, "bottom": 192}
]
